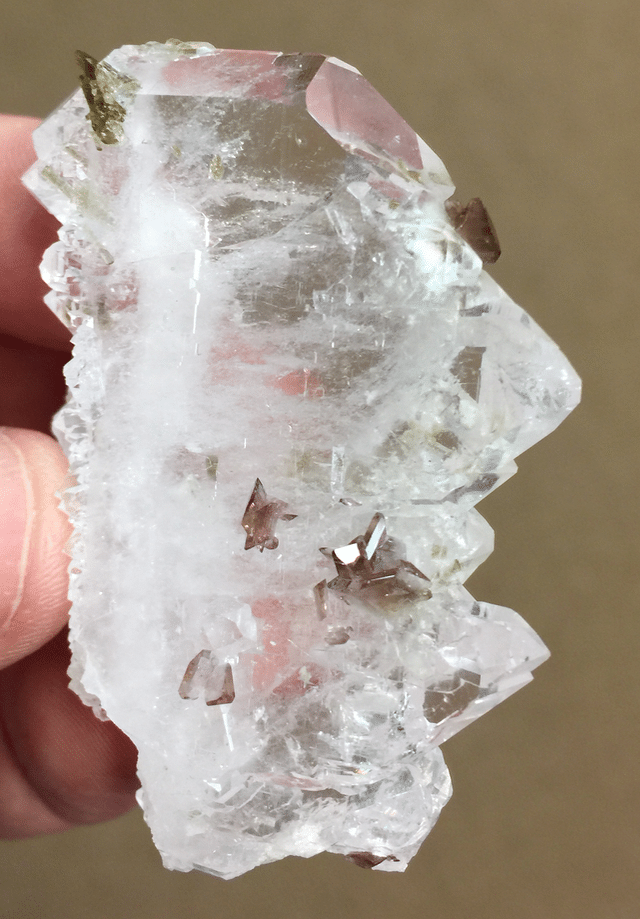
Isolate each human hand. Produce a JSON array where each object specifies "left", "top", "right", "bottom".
[{"left": 0, "top": 115, "right": 138, "bottom": 839}]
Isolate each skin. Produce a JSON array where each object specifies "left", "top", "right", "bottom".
[{"left": 0, "top": 115, "right": 138, "bottom": 839}]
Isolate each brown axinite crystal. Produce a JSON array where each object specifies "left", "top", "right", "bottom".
[
  {"left": 446, "top": 197, "right": 501, "bottom": 264},
  {"left": 345, "top": 851, "right": 400, "bottom": 868},
  {"left": 319, "top": 512, "right": 431, "bottom": 605},
  {"left": 451, "top": 345, "right": 486, "bottom": 401},
  {"left": 207, "top": 663, "right": 235, "bottom": 706},
  {"left": 241, "top": 478, "right": 297, "bottom": 551},
  {"left": 179, "top": 650, "right": 236, "bottom": 706}
]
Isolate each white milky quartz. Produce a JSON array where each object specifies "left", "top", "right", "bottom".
[{"left": 24, "top": 41, "right": 581, "bottom": 878}]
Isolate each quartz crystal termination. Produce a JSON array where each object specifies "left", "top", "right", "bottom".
[{"left": 24, "top": 41, "right": 581, "bottom": 879}]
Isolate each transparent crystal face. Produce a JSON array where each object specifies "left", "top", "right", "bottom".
[{"left": 23, "top": 41, "right": 580, "bottom": 878}]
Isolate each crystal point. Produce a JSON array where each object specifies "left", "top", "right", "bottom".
[{"left": 24, "top": 41, "right": 581, "bottom": 879}]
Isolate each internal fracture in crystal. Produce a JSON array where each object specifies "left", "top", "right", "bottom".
[{"left": 24, "top": 41, "right": 581, "bottom": 879}]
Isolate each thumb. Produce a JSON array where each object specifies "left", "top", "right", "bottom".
[{"left": 0, "top": 427, "right": 71, "bottom": 669}]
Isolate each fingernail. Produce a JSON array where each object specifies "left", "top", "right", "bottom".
[{"left": 0, "top": 428, "right": 34, "bottom": 630}]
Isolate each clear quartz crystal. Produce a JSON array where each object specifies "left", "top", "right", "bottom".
[{"left": 23, "top": 41, "right": 581, "bottom": 878}]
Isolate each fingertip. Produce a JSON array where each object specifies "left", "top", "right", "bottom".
[
  {"left": 0, "top": 428, "right": 71, "bottom": 670},
  {"left": 0, "top": 630, "right": 139, "bottom": 836}
]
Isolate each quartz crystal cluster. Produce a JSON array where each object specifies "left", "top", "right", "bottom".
[{"left": 24, "top": 41, "right": 581, "bottom": 878}]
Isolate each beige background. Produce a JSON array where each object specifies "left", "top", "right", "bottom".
[{"left": 1, "top": 1, "right": 637, "bottom": 917}]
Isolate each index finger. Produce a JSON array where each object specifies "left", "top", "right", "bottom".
[{"left": 0, "top": 115, "right": 71, "bottom": 351}]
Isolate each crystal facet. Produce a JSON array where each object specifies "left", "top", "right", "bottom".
[{"left": 24, "top": 41, "right": 581, "bottom": 879}]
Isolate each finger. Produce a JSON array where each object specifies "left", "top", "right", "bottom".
[
  {"left": 0, "top": 427, "right": 71, "bottom": 670},
  {"left": 0, "top": 629, "right": 139, "bottom": 837},
  {"left": 0, "top": 332, "right": 68, "bottom": 434},
  {"left": 0, "top": 114, "right": 70, "bottom": 351}
]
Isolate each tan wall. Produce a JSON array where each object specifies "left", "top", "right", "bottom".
[{"left": 1, "top": 2, "right": 637, "bottom": 916}]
